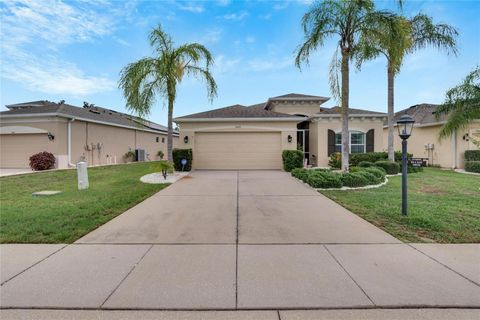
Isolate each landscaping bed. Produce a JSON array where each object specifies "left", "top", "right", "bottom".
[
  {"left": 0, "top": 162, "right": 169, "bottom": 243},
  {"left": 292, "top": 166, "right": 388, "bottom": 189},
  {"left": 320, "top": 168, "right": 480, "bottom": 243}
]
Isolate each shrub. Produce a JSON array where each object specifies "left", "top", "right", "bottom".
[
  {"left": 291, "top": 168, "right": 310, "bottom": 183},
  {"left": 307, "top": 170, "right": 342, "bottom": 188},
  {"left": 375, "top": 161, "right": 400, "bottom": 175},
  {"left": 357, "top": 171, "right": 381, "bottom": 184},
  {"left": 328, "top": 152, "right": 341, "bottom": 169},
  {"left": 361, "top": 167, "right": 386, "bottom": 181},
  {"left": 407, "top": 166, "right": 424, "bottom": 173},
  {"left": 282, "top": 150, "right": 304, "bottom": 172},
  {"left": 465, "top": 150, "right": 480, "bottom": 161},
  {"left": 341, "top": 172, "right": 369, "bottom": 187},
  {"left": 172, "top": 148, "right": 192, "bottom": 171},
  {"left": 124, "top": 150, "right": 136, "bottom": 161},
  {"left": 29, "top": 151, "right": 56, "bottom": 171},
  {"left": 358, "top": 161, "right": 374, "bottom": 168},
  {"left": 350, "top": 152, "right": 387, "bottom": 166},
  {"left": 157, "top": 150, "right": 164, "bottom": 159},
  {"left": 465, "top": 161, "right": 480, "bottom": 173}
]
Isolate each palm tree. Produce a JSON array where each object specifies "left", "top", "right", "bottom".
[
  {"left": 295, "top": 0, "right": 394, "bottom": 171},
  {"left": 119, "top": 25, "right": 217, "bottom": 161},
  {"left": 356, "top": 13, "right": 458, "bottom": 161},
  {"left": 436, "top": 67, "right": 480, "bottom": 139}
]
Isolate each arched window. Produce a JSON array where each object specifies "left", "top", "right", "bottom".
[{"left": 335, "top": 131, "right": 366, "bottom": 153}]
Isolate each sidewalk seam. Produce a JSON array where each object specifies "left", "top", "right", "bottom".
[
  {"left": 0, "top": 244, "right": 68, "bottom": 286},
  {"left": 407, "top": 244, "right": 480, "bottom": 287},
  {"left": 99, "top": 244, "right": 153, "bottom": 308},
  {"left": 324, "top": 245, "right": 376, "bottom": 307}
]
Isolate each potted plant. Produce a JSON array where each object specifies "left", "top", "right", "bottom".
[{"left": 157, "top": 150, "right": 164, "bottom": 160}]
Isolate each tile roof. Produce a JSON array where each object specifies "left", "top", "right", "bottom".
[
  {"left": 316, "top": 106, "right": 386, "bottom": 116},
  {"left": 174, "top": 103, "right": 300, "bottom": 120},
  {"left": 391, "top": 103, "right": 446, "bottom": 125},
  {"left": 1, "top": 101, "right": 174, "bottom": 133},
  {"left": 269, "top": 93, "right": 330, "bottom": 100}
]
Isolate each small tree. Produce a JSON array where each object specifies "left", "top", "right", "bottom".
[{"left": 152, "top": 160, "right": 174, "bottom": 180}]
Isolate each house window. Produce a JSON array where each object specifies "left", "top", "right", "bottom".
[
  {"left": 335, "top": 131, "right": 366, "bottom": 153},
  {"left": 162, "top": 137, "right": 165, "bottom": 143},
  {"left": 156, "top": 137, "right": 159, "bottom": 142}
]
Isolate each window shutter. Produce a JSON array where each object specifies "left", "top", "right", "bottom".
[
  {"left": 366, "top": 129, "right": 374, "bottom": 152},
  {"left": 328, "top": 129, "right": 336, "bottom": 156}
]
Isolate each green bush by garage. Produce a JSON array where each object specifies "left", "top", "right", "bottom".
[
  {"left": 282, "top": 150, "right": 304, "bottom": 172},
  {"left": 465, "top": 150, "right": 480, "bottom": 173},
  {"left": 172, "top": 148, "right": 193, "bottom": 171}
]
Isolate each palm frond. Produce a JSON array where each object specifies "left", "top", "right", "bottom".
[
  {"left": 410, "top": 13, "right": 458, "bottom": 56},
  {"left": 184, "top": 65, "right": 218, "bottom": 102},
  {"left": 437, "top": 67, "right": 480, "bottom": 139}
]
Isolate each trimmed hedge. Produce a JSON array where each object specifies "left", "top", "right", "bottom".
[
  {"left": 341, "top": 172, "right": 369, "bottom": 187},
  {"left": 172, "top": 148, "right": 192, "bottom": 171},
  {"left": 465, "top": 161, "right": 480, "bottom": 173},
  {"left": 291, "top": 168, "right": 310, "bottom": 183},
  {"left": 362, "top": 167, "right": 386, "bottom": 181},
  {"left": 358, "top": 161, "right": 374, "bottom": 168},
  {"left": 282, "top": 150, "right": 304, "bottom": 172},
  {"left": 291, "top": 166, "right": 386, "bottom": 189},
  {"left": 465, "top": 150, "right": 480, "bottom": 161},
  {"left": 330, "top": 151, "right": 413, "bottom": 168},
  {"left": 307, "top": 170, "right": 343, "bottom": 188},
  {"left": 374, "top": 161, "right": 400, "bottom": 175},
  {"left": 29, "top": 151, "right": 56, "bottom": 171}
]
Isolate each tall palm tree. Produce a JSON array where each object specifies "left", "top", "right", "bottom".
[
  {"left": 295, "top": 0, "right": 394, "bottom": 171},
  {"left": 356, "top": 13, "right": 458, "bottom": 161},
  {"left": 119, "top": 25, "right": 217, "bottom": 161},
  {"left": 436, "top": 67, "right": 480, "bottom": 139}
]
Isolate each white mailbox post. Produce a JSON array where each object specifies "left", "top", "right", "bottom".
[{"left": 76, "top": 162, "right": 89, "bottom": 190}]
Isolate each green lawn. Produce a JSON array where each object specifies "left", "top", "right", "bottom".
[
  {"left": 0, "top": 162, "right": 169, "bottom": 243},
  {"left": 321, "top": 168, "right": 480, "bottom": 243}
]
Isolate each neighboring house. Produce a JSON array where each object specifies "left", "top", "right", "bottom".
[
  {"left": 383, "top": 103, "right": 479, "bottom": 169},
  {"left": 174, "top": 93, "right": 386, "bottom": 169},
  {"left": 0, "top": 101, "right": 178, "bottom": 169}
]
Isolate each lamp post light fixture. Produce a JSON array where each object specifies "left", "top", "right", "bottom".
[{"left": 396, "top": 114, "right": 415, "bottom": 216}]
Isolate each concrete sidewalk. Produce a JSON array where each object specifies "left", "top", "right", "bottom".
[{"left": 1, "top": 171, "right": 479, "bottom": 312}]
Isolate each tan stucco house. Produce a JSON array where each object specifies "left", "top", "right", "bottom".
[
  {"left": 383, "top": 103, "right": 479, "bottom": 169},
  {"left": 174, "top": 93, "right": 386, "bottom": 170},
  {"left": 0, "top": 100, "right": 178, "bottom": 169}
]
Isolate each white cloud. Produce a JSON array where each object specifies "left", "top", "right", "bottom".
[
  {"left": 0, "top": 0, "right": 123, "bottom": 96},
  {"left": 202, "top": 29, "right": 223, "bottom": 44},
  {"left": 273, "top": 2, "right": 288, "bottom": 10},
  {"left": 245, "top": 36, "right": 256, "bottom": 44},
  {"left": 216, "top": 0, "right": 231, "bottom": 6},
  {"left": 214, "top": 55, "right": 241, "bottom": 75},
  {"left": 178, "top": 3, "right": 204, "bottom": 13},
  {"left": 223, "top": 10, "right": 248, "bottom": 21}
]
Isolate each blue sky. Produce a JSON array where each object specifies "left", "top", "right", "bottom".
[{"left": 1, "top": 0, "right": 479, "bottom": 126}]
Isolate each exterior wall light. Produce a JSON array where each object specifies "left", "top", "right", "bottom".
[
  {"left": 184, "top": 136, "right": 189, "bottom": 144},
  {"left": 288, "top": 135, "right": 293, "bottom": 143},
  {"left": 396, "top": 114, "right": 415, "bottom": 216},
  {"left": 47, "top": 132, "right": 55, "bottom": 141}
]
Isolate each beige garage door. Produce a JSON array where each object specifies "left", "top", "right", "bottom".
[
  {"left": 0, "top": 134, "right": 52, "bottom": 168},
  {"left": 195, "top": 132, "right": 282, "bottom": 170}
]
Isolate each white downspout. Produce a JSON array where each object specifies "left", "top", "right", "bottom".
[{"left": 68, "top": 118, "right": 76, "bottom": 167}]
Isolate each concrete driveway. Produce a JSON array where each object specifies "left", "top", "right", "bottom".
[
  {"left": 2, "top": 170, "right": 480, "bottom": 311},
  {"left": 76, "top": 170, "right": 399, "bottom": 244}
]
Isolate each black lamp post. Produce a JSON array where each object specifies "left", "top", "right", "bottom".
[{"left": 396, "top": 114, "right": 415, "bottom": 216}]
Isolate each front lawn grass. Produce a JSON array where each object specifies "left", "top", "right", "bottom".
[
  {"left": 0, "top": 162, "right": 168, "bottom": 243},
  {"left": 321, "top": 168, "right": 480, "bottom": 243}
]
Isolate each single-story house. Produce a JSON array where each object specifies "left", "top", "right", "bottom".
[
  {"left": 174, "top": 93, "right": 386, "bottom": 170},
  {"left": 0, "top": 100, "right": 178, "bottom": 169},
  {"left": 383, "top": 103, "right": 479, "bottom": 169}
]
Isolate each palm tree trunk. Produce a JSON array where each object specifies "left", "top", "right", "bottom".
[
  {"left": 167, "top": 96, "right": 174, "bottom": 162},
  {"left": 387, "top": 62, "right": 395, "bottom": 162},
  {"left": 341, "top": 50, "right": 350, "bottom": 172}
]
